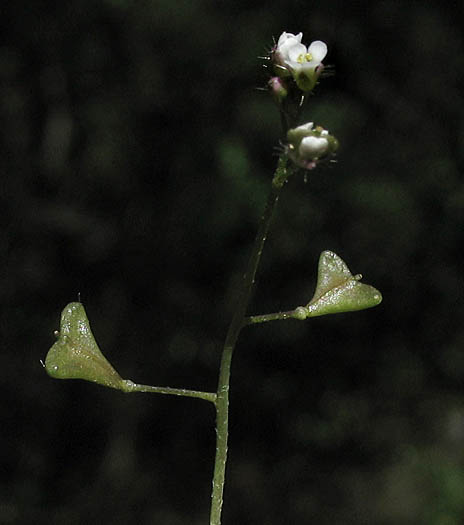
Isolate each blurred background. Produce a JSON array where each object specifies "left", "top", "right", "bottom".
[{"left": 2, "top": 1, "right": 464, "bottom": 523}]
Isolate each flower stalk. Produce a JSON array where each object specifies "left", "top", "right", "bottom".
[
  {"left": 209, "top": 154, "right": 291, "bottom": 525},
  {"left": 121, "top": 381, "right": 217, "bottom": 403}
]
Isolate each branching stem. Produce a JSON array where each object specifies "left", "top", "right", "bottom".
[
  {"left": 209, "top": 155, "right": 290, "bottom": 525},
  {"left": 122, "top": 380, "right": 217, "bottom": 403}
]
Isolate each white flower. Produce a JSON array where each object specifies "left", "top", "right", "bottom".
[
  {"left": 293, "top": 122, "right": 314, "bottom": 132},
  {"left": 286, "top": 122, "right": 338, "bottom": 170},
  {"left": 299, "top": 136, "right": 329, "bottom": 158},
  {"left": 275, "top": 32, "right": 303, "bottom": 67},
  {"left": 274, "top": 31, "right": 327, "bottom": 91}
]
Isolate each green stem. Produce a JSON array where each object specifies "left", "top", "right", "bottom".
[
  {"left": 209, "top": 155, "right": 290, "bottom": 525},
  {"left": 245, "top": 307, "right": 306, "bottom": 325},
  {"left": 121, "top": 380, "right": 217, "bottom": 403}
]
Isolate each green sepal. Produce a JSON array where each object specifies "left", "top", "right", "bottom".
[
  {"left": 302, "top": 251, "right": 382, "bottom": 317},
  {"left": 44, "top": 302, "right": 126, "bottom": 390},
  {"left": 294, "top": 70, "right": 317, "bottom": 92}
]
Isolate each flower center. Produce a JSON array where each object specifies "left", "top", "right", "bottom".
[{"left": 297, "top": 52, "right": 313, "bottom": 64}]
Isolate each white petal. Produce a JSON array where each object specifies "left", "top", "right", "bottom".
[
  {"left": 278, "top": 39, "right": 303, "bottom": 61},
  {"left": 295, "top": 122, "right": 314, "bottom": 132},
  {"left": 298, "top": 61, "right": 318, "bottom": 73},
  {"left": 299, "top": 136, "right": 328, "bottom": 158},
  {"left": 308, "top": 40, "right": 327, "bottom": 63},
  {"left": 277, "top": 32, "right": 303, "bottom": 47},
  {"left": 286, "top": 60, "right": 303, "bottom": 72},
  {"left": 287, "top": 43, "right": 308, "bottom": 62}
]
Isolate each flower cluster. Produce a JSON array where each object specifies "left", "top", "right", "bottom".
[
  {"left": 286, "top": 122, "right": 338, "bottom": 170},
  {"left": 266, "top": 31, "right": 337, "bottom": 171},
  {"left": 272, "top": 32, "right": 327, "bottom": 92}
]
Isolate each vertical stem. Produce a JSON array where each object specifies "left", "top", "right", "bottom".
[{"left": 209, "top": 155, "right": 289, "bottom": 525}]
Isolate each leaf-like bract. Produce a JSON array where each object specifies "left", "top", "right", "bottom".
[
  {"left": 44, "top": 302, "right": 125, "bottom": 390},
  {"left": 306, "top": 251, "right": 382, "bottom": 317}
]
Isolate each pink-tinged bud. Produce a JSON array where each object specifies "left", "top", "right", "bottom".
[{"left": 268, "top": 76, "right": 288, "bottom": 104}]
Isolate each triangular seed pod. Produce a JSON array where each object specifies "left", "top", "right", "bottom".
[
  {"left": 305, "top": 251, "right": 382, "bottom": 317},
  {"left": 44, "top": 302, "right": 126, "bottom": 390}
]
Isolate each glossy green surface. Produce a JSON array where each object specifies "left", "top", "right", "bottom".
[
  {"left": 306, "top": 251, "right": 382, "bottom": 317},
  {"left": 45, "top": 302, "right": 125, "bottom": 390}
]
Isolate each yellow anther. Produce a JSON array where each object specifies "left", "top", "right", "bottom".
[{"left": 297, "top": 52, "right": 313, "bottom": 64}]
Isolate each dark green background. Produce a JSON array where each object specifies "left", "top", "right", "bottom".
[{"left": 2, "top": 1, "right": 464, "bottom": 523}]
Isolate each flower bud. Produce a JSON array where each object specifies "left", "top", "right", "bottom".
[
  {"left": 268, "top": 76, "right": 288, "bottom": 104},
  {"left": 286, "top": 123, "right": 338, "bottom": 170}
]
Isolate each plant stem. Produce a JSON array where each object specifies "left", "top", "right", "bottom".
[
  {"left": 209, "top": 155, "right": 290, "bottom": 525},
  {"left": 245, "top": 308, "right": 305, "bottom": 325},
  {"left": 122, "top": 380, "right": 217, "bottom": 403}
]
